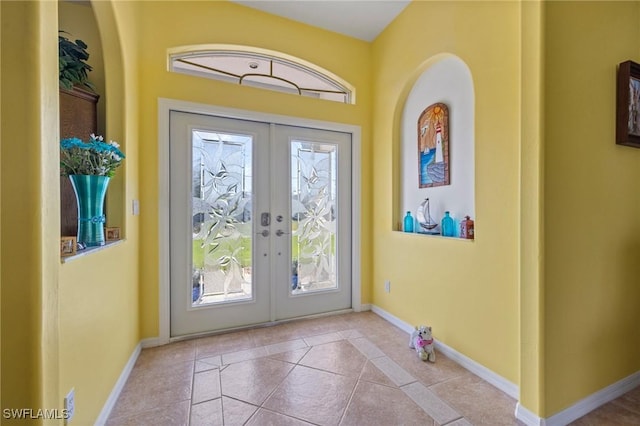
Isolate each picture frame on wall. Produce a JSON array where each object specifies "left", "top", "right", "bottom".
[
  {"left": 60, "top": 236, "right": 77, "bottom": 257},
  {"left": 616, "top": 60, "right": 640, "bottom": 148},
  {"left": 105, "top": 227, "right": 121, "bottom": 241},
  {"left": 418, "top": 103, "right": 450, "bottom": 187}
]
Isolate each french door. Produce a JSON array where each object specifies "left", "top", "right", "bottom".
[{"left": 169, "top": 111, "right": 352, "bottom": 337}]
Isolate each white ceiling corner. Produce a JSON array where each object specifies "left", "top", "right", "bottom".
[{"left": 231, "top": 0, "right": 411, "bottom": 42}]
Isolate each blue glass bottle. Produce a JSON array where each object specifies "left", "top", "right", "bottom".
[
  {"left": 403, "top": 211, "right": 414, "bottom": 233},
  {"left": 441, "top": 211, "right": 455, "bottom": 237}
]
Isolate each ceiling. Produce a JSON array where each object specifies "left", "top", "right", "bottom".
[{"left": 230, "top": 1, "right": 411, "bottom": 42}]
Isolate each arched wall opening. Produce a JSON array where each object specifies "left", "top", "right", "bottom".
[{"left": 396, "top": 54, "right": 475, "bottom": 236}]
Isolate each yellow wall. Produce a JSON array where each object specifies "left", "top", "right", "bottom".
[
  {"left": 543, "top": 1, "right": 640, "bottom": 415},
  {"left": 1, "top": 1, "right": 60, "bottom": 421},
  {"left": 371, "top": 1, "right": 521, "bottom": 384},
  {"left": 136, "top": 1, "right": 372, "bottom": 337},
  {"left": 57, "top": 0, "right": 141, "bottom": 424},
  {"left": 520, "top": 0, "right": 546, "bottom": 416}
]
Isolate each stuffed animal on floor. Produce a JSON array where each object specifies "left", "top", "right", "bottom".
[{"left": 409, "top": 325, "right": 436, "bottom": 362}]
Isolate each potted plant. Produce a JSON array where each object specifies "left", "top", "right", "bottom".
[
  {"left": 58, "top": 31, "right": 95, "bottom": 91},
  {"left": 60, "top": 134, "right": 125, "bottom": 247}
]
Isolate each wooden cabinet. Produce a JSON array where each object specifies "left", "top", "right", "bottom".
[{"left": 60, "top": 87, "right": 100, "bottom": 237}]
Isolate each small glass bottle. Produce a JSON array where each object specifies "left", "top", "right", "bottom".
[
  {"left": 460, "top": 215, "right": 474, "bottom": 239},
  {"left": 441, "top": 211, "right": 455, "bottom": 237},
  {"left": 403, "top": 211, "right": 414, "bottom": 233}
]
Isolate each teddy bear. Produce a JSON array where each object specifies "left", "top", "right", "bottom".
[{"left": 409, "top": 325, "right": 436, "bottom": 362}]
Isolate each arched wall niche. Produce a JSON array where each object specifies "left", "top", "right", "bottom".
[{"left": 396, "top": 53, "right": 476, "bottom": 235}]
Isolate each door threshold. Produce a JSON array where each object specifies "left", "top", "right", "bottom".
[{"left": 169, "top": 308, "right": 354, "bottom": 343}]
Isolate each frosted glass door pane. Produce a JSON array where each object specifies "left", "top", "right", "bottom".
[
  {"left": 291, "top": 141, "right": 338, "bottom": 295},
  {"left": 192, "top": 131, "right": 253, "bottom": 306}
]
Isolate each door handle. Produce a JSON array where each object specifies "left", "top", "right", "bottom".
[
  {"left": 260, "top": 230, "right": 269, "bottom": 237},
  {"left": 275, "top": 229, "right": 289, "bottom": 237}
]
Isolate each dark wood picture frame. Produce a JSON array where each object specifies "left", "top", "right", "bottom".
[{"left": 616, "top": 60, "right": 640, "bottom": 148}]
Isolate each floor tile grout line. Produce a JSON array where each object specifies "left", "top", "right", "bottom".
[
  {"left": 248, "top": 406, "right": 323, "bottom": 426},
  {"left": 337, "top": 358, "right": 370, "bottom": 425},
  {"left": 256, "top": 355, "right": 299, "bottom": 409},
  {"left": 187, "top": 360, "right": 196, "bottom": 425},
  {"left": 218, "top": 365, "right": 225, "bottom": 426}
]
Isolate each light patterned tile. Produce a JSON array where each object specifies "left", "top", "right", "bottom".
[
  {"left": 193, "top": 369, "right": 221, "bottom": 404},
  {"left": 339, "top": 329, "right": 363, "bottom": 339},
  {"left": 359, "top": 360, "right": 398, "bottom": 387},
  {"left": 348, "top": 337, "right": 386, "bottom": 359},
  {"left": 402, "top": 381, "right": 461, "bottom": 425},
  {"left": 303, "top": 332, "right": 344, "bottom": 346},
  {"left": 371, "top": 356, "right": 417, "bottom": 386},
  {"left": 341, "top": 381, "right": 435, "bottom": 426},
  {"left": 264, "top": 339, "right": 308, "bottom": 356},
  {"left": 441, "top": 418, "right": 473, "bottom": 426}
]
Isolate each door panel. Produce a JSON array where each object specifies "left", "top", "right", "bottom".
[
  {"left": 273, "top": 125, "right": 352, "bottom": 320},
  {"left": 170, "top": 112, "right": 271, "bottom": 336},
  {"left": 170, "top": 113, "right": 351, "bottom": 336}
]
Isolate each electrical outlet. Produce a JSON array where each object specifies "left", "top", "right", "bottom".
[
  {"left": 64, "top": 388, "right": 75, "bottom": 424},
  {"left": 132, "top": 199, "right": 140, "bottom": 216},
  {"left": 384, "top": 280, "right": 391, "bottom": 293}
]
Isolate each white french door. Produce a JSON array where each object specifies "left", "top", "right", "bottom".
[{"left": 169, "top": 111, "right": 352, "bottom": 337}]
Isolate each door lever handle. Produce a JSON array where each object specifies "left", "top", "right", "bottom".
[
  {"left": 260, "top": 230, "right": 269, "bottom": 237},
  {"left": 275, "top": 229, "right": 289, "bottom": 237}
]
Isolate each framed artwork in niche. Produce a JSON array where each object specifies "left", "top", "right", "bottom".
[
  {"left": 418, "top": 103, "right": 450, "bottom": 187},
  {"left": 616, "top": 60, "right": 640, "bottom": 148}
]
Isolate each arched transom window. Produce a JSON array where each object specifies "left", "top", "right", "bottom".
[{"left": 169, "top": 45, "right": 355, "bottom": 104}]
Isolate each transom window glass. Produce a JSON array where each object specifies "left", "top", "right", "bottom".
[{"left": 169, "top": 46, "right": 354, "bottom": 104}]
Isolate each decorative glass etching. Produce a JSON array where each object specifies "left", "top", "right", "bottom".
[
  {"left": 291, "top": 141, "right": 338, "bottom": 295},
  {"left": 170, "top": 47, "right": 354, "bottom": 104},
  {"left": 191, "top": 130, "right": 253, "bottom": 306}
]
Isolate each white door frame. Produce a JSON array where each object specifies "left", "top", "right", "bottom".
[{"left": 157, "top": 98, "right": 362, "bottom": 344}]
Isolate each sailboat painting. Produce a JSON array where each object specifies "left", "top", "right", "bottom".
[{"left": 418, "top": 103, "right": 450, "bottom": 188}]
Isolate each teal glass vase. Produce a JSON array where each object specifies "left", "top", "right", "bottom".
[{"left": 69, "top": 175, "right": 110, "bottom": 247}]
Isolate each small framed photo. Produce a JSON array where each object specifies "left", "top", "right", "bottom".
[
  {"left": 105, "top": 227, "right": 121, "bottom": 241},
  {"left": 60, "top": 236, "right": 77, "bottom": 257},
  {"left": 616, "top": 60, "right": 640, "bottom": 148}
]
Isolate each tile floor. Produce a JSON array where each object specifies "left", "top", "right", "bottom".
[{"left": 107, "top": 312, "right": 640, "bottom": 425}]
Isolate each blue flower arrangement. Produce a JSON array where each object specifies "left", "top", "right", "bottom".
[{"left": 60, "top": 134, "right": 125, "bottom": 177}]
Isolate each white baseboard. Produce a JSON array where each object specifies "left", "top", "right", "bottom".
[
  {"left": 358, "top": 303, "right": 372, "bottom": 312},
  {"left": 515, "top": 403, "right": 546, "bottom": 426},
  {"left": 516, "top": 370, "right": 640, "bottom": 426},
  {"left": 370, "top": 304, "right": 519, "bottom": 399},
  {"left": 94, "top": 343, "right": 141, "bottom": 426},
  {"left": 141, "top": 336, "right": 163, "bottom": 348}
]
